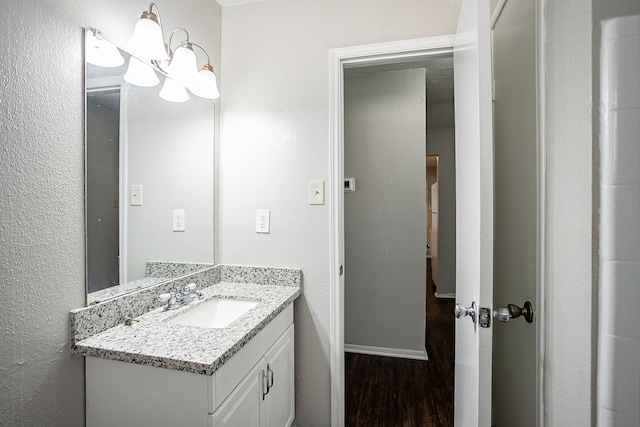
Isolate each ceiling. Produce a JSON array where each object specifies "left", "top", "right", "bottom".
[
  {"left": 216, "top": 0, "right": 263, "bottom": 6},
  {"left": 344, "top": 54, "right": 455, "bottom": 129},
  {"left": 343, "top": 55, "right": 454, "bottom": 104}
]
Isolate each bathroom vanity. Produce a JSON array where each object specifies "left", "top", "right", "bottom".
[
  {"left": 77, "top": 25, "right": 301, "bottom": 427},
  {"left": 70, "top": 265, "right": 301, "bottom": 427}
]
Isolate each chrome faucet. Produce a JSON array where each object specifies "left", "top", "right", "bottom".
[{"left": 158, "top": 283, "right": 204, "bottom": 310}]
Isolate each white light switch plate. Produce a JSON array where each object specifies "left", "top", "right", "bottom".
[
  {"left": 309, "top": 181, "right": 324, "bottom": 205},
  {"left": 256, "top": 210, "right": 270, "bottom": 233},
  {"left": 130, "top": 185, "right": 142, "bottom": 206},
  {"left": 173, "top": 210, "right": 185, "bottom": 232}
]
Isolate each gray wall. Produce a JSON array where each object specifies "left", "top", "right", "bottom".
[
  {"left": 125, "top": 86, "right": 215, "bottom": 281},
  {"left": 426, "top": 127, "right": 456, "bottom": 296},
  {"left": 343, "top": 69, "right": 427, "bottom": 355},
  {"left": 0, "top": 0, "right": 221, "bottom": 424}
]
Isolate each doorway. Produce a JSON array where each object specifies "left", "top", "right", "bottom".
[
  {"left": 341, "top": 55, "right": 457, "bottom": 424},
  {"left": 331, "top": 1, "right": 544, "bottom": 424},
  {"left": 328, "top": 35, "right": 456, "bottom": 426}
]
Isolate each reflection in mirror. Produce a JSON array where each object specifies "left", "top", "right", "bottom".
[{"left": 85, "top": 28, "right": 215, "bottom": 305}]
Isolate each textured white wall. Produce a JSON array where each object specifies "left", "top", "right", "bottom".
[
  {"left": 544, "top": 0, "right": 594, "bottom": 425},
  {"left": 0, "top": 0, "right": 220, "bottom": 424},
  {"left": 426, "top": 127, "right": 456, "bottom": 296},
  {"left": 343, "top": 68, "right": 427, "bottom": 355},
  {"left": 219, "top": 1, "right": 461, "bottom": 425}
]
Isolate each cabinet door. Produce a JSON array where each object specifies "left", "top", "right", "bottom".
[
  {"left": 211, "top": 360, "right": 265, "bottom": 427},
  {"left": 263, "top": 324, "right": 295, "bottom": 427}
]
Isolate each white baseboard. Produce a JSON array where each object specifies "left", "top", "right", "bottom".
[
  {"left": 434, "top": 291, "right": 456, "bottom": 299},
  {"left": 345, "top": 344, "right": 428, "bottom": 361}
]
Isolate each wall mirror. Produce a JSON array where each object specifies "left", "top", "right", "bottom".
[{"left": 85, "top": 28, "right": 215, "bottom": 305}]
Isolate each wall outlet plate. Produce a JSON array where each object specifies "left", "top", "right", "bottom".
[
  {"left": 173, "top": 210, "right": 185, "bottom": 232},
  {"left": 256, "top": 210, "right": 270, "bottom": 233}
]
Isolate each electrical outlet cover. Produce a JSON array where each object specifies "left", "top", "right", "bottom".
[{"left": 256, "top": 210, "right": 270, "bottom": 233}]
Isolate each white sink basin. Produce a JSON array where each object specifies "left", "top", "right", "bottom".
[{"left": 167, "top": 298, "right": 259, "bottom": 329}]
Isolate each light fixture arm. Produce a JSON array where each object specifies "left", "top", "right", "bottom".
[
  {"left": 168, "top": 27, "right": 191, "bottom": 54},
  {"left": 191, "top": 42, "right": 212, "bottom": 68},
  {"left": 147, "top": 3, "right": 165, "bottom": 36}
]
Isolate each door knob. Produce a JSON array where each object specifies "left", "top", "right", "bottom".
[
  {"left": 493, "top": 301, "right": 534, "bottom": 323},
  {"left": 454, "top": 301, "right": 477, "bottom": 323}
]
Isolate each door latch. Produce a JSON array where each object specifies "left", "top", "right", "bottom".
[
  {"left": 478, "top": 307, "right": 491, "bottom": 328},
  {"left": 455, "top": 302, "right": 494, "bottom": 328}
]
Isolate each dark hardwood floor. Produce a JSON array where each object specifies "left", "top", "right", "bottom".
[{"left": 346, "top": 260, "right": 455, "bottom": 426}]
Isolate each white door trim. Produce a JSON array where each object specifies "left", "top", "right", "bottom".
[
  {"left": 534, "top": 1, "right": 547, "bottom": 425},
  {"left": 328, "top": 34, "right": 455, "bottom": 427},
  {"left": 119, "top": 85, "right": 129, "bottom": 285}
]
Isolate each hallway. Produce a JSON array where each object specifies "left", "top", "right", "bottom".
[{"left": 345, "top": 261, "right": 455, "bottom": 426}]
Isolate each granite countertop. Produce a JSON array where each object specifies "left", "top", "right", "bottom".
[
  {"left": 73, "top": 282, "right": 300, "bottom": 376},
  {"left": 87, "top": 277, "right": 169, "bottom": 304}
]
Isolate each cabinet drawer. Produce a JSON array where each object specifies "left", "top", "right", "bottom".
[{"left": 210, "top": 304, "right": 293, "bottom": 413}]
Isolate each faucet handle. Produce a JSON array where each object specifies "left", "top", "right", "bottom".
[
  {"left": 184, "top": 283, "right": 196, "bottom": 292},
  {"left": 158, "top": 293, "right": 172, "bottom": 303}
]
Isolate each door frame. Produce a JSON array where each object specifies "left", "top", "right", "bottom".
[{"left": 328, "top": 35, "right": 455, "bottom": 426}]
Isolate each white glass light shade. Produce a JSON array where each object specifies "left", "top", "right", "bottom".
[
  {"left": 166, "top": 44, "right": 199, "bottom": 85},
  {"left": 124, "top": 57, "right": 159, "bottom": 87},
  {"left": 159, "top": 77, "right": 189, "bottom": 103},
  {"left": 125, "top": 14, "right": 168, "bottom": 61},
  {"left": 189, "top": 66, "right": 220, "bottom": 100},
  {"left": 86, "top": 31, "right": 124, "bottom": 68}
]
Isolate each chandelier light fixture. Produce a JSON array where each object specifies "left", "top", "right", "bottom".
[{"left": 86, "top": 2, "right": 221, "bottom": 102}]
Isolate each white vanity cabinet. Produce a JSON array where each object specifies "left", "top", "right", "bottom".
[
  {"left": 211, "top": 324, "right": 294, "bottom": 427},
  {"left": 86, "top": 304, "right": 294, "bottom": 427}
]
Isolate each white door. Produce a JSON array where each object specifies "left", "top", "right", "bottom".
[
  {"left": 491, "top": 0, "right": 538, "bottom": 425},
  {"left": 453, "top": 0, "right": 494, "bottom": 425}
]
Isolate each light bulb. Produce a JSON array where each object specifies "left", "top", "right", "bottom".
[
  {"left": 189, "top": 65, "right": 220, "bottom": 100},
  {"left": 124, "top": 57, "right": 159, "bottom": 87},
  {"left": 86, "top": 30, "right": 124, "bottom": 68},
  {"left": 166, "top": 44, "right": 199, "bottom": 85},
  {"left": 125, "top": 10, "right": 168, "bottom": 61},
  {"left": 159, "top": 77, "right": 189, "bottom": 103}
]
